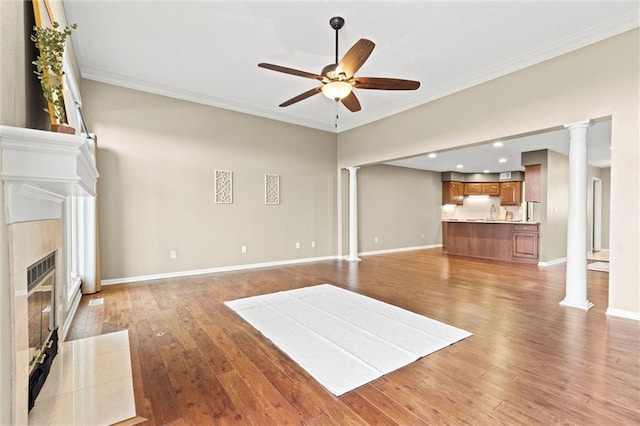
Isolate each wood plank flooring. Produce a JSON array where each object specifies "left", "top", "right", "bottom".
[{"left": 67, "top": 249, "right": 640, "bottom": 425}]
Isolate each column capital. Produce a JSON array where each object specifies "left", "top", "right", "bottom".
[
  {"left": 346, "top": 166, "right": 360, "bottom": 173},
  {"left": 564, "top": 119, "right": 593, "bottom": 131}
]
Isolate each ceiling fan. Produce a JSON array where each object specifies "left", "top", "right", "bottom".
[{"left": 258, "top": 16, "right": 420, "bottom": 112}]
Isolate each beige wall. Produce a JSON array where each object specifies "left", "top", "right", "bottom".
[
  {"left": 357, "top": 165, "right": 442, "bottom": 252},
  {"left": 0, "top": 1, "right": 27, "bottom": 424},
  {"left": 546, "top": 150, "right": 569, "bottom": 262},
  {"left": 80, "top": 81, "right": 337, "bottom": 281},
  {"left": 338, "top": 29, "right": 639, "bottom": 316},
  {"left": 0, "top": 0, "right": 26, "bottom": 127}
]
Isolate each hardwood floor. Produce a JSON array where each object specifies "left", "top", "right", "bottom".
[{"left": 67, "top": 249, "right": 640, "bottom": 425}]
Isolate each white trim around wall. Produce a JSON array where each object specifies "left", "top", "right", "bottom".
[
  {"left": 101, "top": 255, "right": 340, "bottom": 285},
  {"left": 102, "top": 245, "right": 443, "bottom": 285},
  {"left": 538, "top": 257, "right": 567, "bottom": 267},
  {"left": 61, "top": 287, "right": 82, "bottom": 340},
  {"left": 606, "top": 308, "right": 640, "bottom": 321},
  {"left": 357, "top": 244, "right": 442, "bottom": 258}
]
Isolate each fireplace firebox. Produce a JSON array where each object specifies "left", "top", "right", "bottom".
[{"left": 27, "top": 252, "right": 58, "bottom": 411}]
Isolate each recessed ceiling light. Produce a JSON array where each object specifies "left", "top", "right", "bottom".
[
  {"left": 483, "top": 169, "right": 490, "bottom": 173},
  {"left": 498, "top": 158, "right": 507, "bottom": 163},
  {"left": 428, "top": 153, "right": 437, "bottom": 158},
  {"left": 493, "top": 142, "right": 504, "bottom": 147},
  {"left": 456, "top": 164, "right": 463, "bottom": 169}
]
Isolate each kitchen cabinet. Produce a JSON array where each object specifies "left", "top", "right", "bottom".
[
  {"left": 464, "top": 183, "right": 500, "bottom": 196},
  {"left": 500, "top": 181, "right": 522, "bottom": 206},
  {"left": 525, "top": 164, "right": 541, "bottom": 202},
  {"left": 442, "top": 221, "right": 448, "bottom": 250},
  {"left": 444, "top": 221, "right": 539, "bottom": 263},
  {"left": 442, "top": 181, "right": 464, "bottom": 205},
  {"left": 512, "top": 224, "right": 539, "bottom": 260}
]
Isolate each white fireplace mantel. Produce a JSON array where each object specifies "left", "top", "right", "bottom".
[{"left": 0, "top": 126, "right": 99, "bottom": 224}]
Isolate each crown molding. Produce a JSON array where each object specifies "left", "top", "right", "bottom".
[
  {"left": 80, "top": 68, "right": 338, "bottom": 133},
  {"left": 77, "top": 14, "right": 638, "bottom": 134}
]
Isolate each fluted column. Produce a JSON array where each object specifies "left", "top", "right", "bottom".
[
  {"left": 346, "top": 166, "right": 361, "bottom": 262},
  {"left": 560, "top": 120, "right": 593, "bottom": 310}
]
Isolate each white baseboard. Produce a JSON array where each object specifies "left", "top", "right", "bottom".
[
  {"left": 358, "top": 244, "right": 442, "bottom": 257},
  {"left": 102, "top": 245, "right": 444, "bottom": 285},
  {"left": 101, "top": 255, "right": 340, "bottom": 286},
  {"left": 538, "top": 257, "right": 567, "bottom": 266},
  {"left": 606, "top": 307, "right": 640, "bottom": 321},
  {"left": 61, "top": 287, "right": 82, "bottom": 340}
]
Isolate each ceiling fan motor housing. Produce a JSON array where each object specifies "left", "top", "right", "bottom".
[{"left": 321, "top": 64, "right": 348, "bottom": 81}]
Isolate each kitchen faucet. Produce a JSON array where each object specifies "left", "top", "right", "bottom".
[{"left": 490, "top": 204, "right": 497, "bottom": 220}]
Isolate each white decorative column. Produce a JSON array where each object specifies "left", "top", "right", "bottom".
[
  {"left": 346, "top": 166, "right": 361, "bottom": 262},
  {"left": 560, "top": 120, "right": 593, "bottom": 310}
]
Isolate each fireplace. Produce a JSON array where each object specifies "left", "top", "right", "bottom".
[
  {"left": 27, "top": 251, "right": 58, "bottom": 411},
  {"left": 1, "top": 126, "right": 99, "bottom": 425}
]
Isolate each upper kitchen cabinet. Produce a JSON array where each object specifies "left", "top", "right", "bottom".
[
  {"left": 525, "top": 164, "right": 542, "bottom": 202},
  {"left": 500, "top": 181, "right": 522, "bottom": 206},
  {"left": 464, "top": 182, "right": 500, "bottom": 196},
  {"left": 442, "top": 181, "right": 464, "bottom": 205}
]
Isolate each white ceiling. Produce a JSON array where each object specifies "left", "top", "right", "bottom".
[
  {"left": 64, "top": 1, "right": 637, "bottom": 171},
  {"left": 385, "top": 119, "right": 612, "bottom": 173}
]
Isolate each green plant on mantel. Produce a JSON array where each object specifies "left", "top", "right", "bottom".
[{"left": 31, "top": 21, "right": 77, "bottom": 125}]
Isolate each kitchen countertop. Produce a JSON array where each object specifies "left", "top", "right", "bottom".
[{"left": 442, "top": 219, "right": 539, "bottom": 224}]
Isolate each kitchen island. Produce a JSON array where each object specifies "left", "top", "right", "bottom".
[{"left": 443, "top": 219, "right": 539, "bottom": 263}]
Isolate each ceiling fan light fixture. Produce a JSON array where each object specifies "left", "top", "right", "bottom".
[{"left": 321, "top": 81, "right": 352, "bottom": 100}]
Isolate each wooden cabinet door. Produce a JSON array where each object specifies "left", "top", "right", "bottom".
[
  {"left": 451, "top": 182, "right": 464, "bottom": 204},
  {"left": 512, "top": 224, "right": 539, "bottom": 260},
  {"left": 482, "top": 183, "right": 500, "bottom": 196},
  {"left": 442, "top": 181, "right": 464, "bottom": 205},
  {"left": 525, "top": 164, "right": 541, "bottom": 202},
  {"left": 463, "top": 183, "right": 483, "bottom": 195},
  {"left": 464, "top": 183, "right": 500, "bottom": 196},
  {"left": 500, "top": 182, "right": 522, "bottom": 205},
  {"left": 513, "top": 232, "right": 539, "bottom": 258}
]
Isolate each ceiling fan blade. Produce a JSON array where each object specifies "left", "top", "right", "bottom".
[
  {"left": 354, "top": 77, "right": 421, "bottom": 90},
  {"left": 258, "top": 63, "right": 324, "bottom": 81},
  {"left": 279, "top": 87, "right": 322, "bottom": 107},
  {"left": 337, "top": 39, "right": 375, "bottom": 78},
  {"left": 340, "top": 91, "right": 361, "bottom": 112}
]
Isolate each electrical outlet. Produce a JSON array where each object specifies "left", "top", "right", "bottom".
[
  {"left": 421, "top": 233, "right": 425, "bottom": 239},
  {"left": 374, "top": 237, "right": 378, "bottom": 243},
  {"left": 311, "top": 241, "right": 316, "bottom": 248},
  {"left": 170, "top": 250, "right": 177, "bottom": 259},
  {"left": 241, "top": 245, "right": 247, "bottom": 253},
  {"left": 295, "top": 242, "right": 300, "bottom": 249}
]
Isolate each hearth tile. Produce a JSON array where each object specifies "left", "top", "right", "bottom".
[
  {"left": 28, "top": 330, "right": 136, "bottom": 425},
  {"left": 28, "top": 376, "right": 135, "bottom": 426}
]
